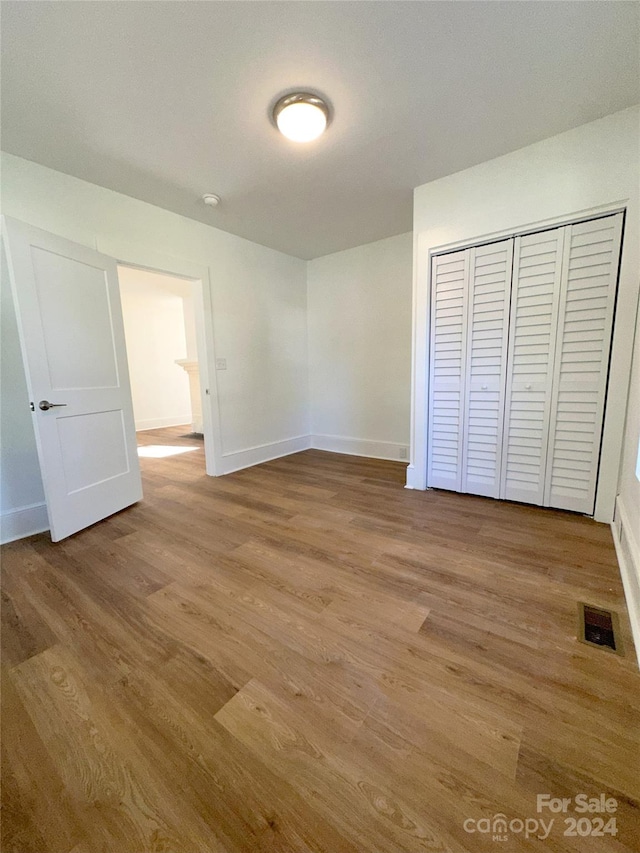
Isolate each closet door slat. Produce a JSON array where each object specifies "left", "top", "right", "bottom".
[
  {"left": 543, "top": 213, "right": 623, "bottom": 513},
  {"left": 461, "top": 240, "right": 513, "bottom": 497},
  {"left": 427, "top": 249, "right": 469, "bottom": 490},
  {"left": 500, "top": 228, "right": 565, "bottom": 505}
]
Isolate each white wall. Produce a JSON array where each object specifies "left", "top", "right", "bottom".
[
  {"left": 408, "top": 106, "right": 640, "bottom": 526},
  {"left": 619, "top": 304, "right": 640, "bottom": 534},
  {"left": 0, "top": 243, "right": 48, "bottom": 541},
  {"left": 307, "top": 233, "right": 413, "bottom": 460},
  {"left": 613, "top": 298, "right": 640, "bottom": 662},
  {"left": 118, "top": 266, "right": 192, "bottom": 431},
  {"left": 1, "top": 152, "right": 309, "bottom": 542},
  {"left": 182, "top": 291, "right": 198, "bottom": 360}
]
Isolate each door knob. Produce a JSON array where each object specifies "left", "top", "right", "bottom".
[
  {"left": 38, "top": 400, "right": 67, "bottom": 411},
  {"left": 525, "top": 384, "right": 532, "bottom": 390}
]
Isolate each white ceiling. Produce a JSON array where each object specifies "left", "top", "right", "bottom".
[{"left": 2, "top": 2, "right": 638, "bottom": 260}]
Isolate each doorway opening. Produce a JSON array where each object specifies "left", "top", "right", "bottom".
[{"left": 117, "top": 265, "right": 206, "bottom": 468}]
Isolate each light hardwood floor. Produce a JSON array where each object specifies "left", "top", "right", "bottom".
[{"left": 2, "top": 426, "right": 639, "bottom": 852}]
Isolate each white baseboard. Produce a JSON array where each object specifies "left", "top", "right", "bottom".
[
  {"left": 611, "top": 495, "right": 640, "bottom": 668},
  {"left": 311, "top": 434, "right": 409, "bottom": 462},
  {"left": 219, "top": 435, "right": 311, "bottom": 475},
  {"left": 135, "top": 416, "right": 192, "bottom": 432},
  {"left": 0, "top": 502, "right": 49, "bottom": 544}
]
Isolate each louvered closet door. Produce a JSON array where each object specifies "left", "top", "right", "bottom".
[
  {"left": 461, "top": 240, "right": 513, "bottom": 497},
  {"left": 543, "top": 214, "right": 623, "bottom": 513},
  {"left": 500, "top": 228, "right": 565, "bottom": 504},
  {"left": 427, "top": 249, "right": 469, "bottom": 490}
]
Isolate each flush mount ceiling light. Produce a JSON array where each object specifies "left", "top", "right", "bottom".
[
  {"left": 273, "top": 92, "right": 330, "bottom": 143},
  {"left": 202, "top": 193, "right": 220, "bottom": 207}
]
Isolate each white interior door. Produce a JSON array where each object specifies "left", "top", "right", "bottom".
[
  {"left": 543, "top": 213, "right": 623, "bottom": 513},
  {"left": 2, "top": 217, "right": 142, "bottom": 542},
  {"left": 427, "top": 248, "right": 469, "bottom": 491},
  {"left": 461, "top": 240, "right": 513, "bottom": 498}
]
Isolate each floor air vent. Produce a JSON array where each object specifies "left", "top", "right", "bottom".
[{"left": 577, "top": 603, "right": 623, "bottom": 655}]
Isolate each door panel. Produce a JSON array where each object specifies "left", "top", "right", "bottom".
[
  {"left": 57, "top": 410, "right": 130, "bottom": 493},
  {"left": 30, "top": 247, "right": 120, "bottom": 389},
  {"left": 427, "top": 249, "right": 469, "bottom": 490},
  {"left": 2, "top": 217, "right": 142, "bottom": 541},
  {"left": 500, "top": 227, "right": 565, "bottom": 505},
  {"left": 461, "top": 240, "right": 513, "bottom": 497},
  {"left": 543, "top": 214, "right": 623, "bottom": 513}
]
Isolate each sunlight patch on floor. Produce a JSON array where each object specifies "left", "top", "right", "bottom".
[{"left": 137, "top": 445, "right": 199, "bottom": 458}]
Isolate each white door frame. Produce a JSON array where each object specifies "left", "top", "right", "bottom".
[
  {"left": 408, "top": 200, "right": 635, "bottom": 523},
  {"left": 96, "top": 237, "right": 222, "bottom": 477}
]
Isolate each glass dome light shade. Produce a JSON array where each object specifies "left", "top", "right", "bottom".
[{"left": 273, "top": 94, "right": 329, "bottom": 143}]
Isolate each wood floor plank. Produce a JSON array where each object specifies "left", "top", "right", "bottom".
[
  {"left": 111, "top": 665, "right": 359, "bottom": 853},
  {"left": 9, "top": 644, "right": 229, "bottom": 852},
  {"left": 1, "top": 665, "right": 85, "bottom": 853},
  {"left": 515, "top": 742, "right": 640, "bottom": 852},
  {"left": 215, "top": 678, "right": 469, "bottom": 853},
  {"left": 2, "top": 426, "right": 639, "bottom": 852},
  {"left": 1, "top": 570, "right": 58, "bottom": 668}
]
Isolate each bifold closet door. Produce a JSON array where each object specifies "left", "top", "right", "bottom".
[
  {"left": 429, "top": 213, "right": 622, "bottom": 512},
  {"left": 543, "top": 214, "right": 623, "bottom": 513},
  {"left": 500, "top": 227, "right": 565, "bottom": 505},
  {"left": 461, "top": 240, "right": 513, "bottom": 497},
  {"left": 428, "top": 240, "right": 512, "bottom": 494},
  {"left": 427, "top": 249, "right": 469, "bottom": 490}
]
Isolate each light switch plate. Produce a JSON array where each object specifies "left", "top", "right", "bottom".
[{"left": 216, "top": 358, "right": 227, "bottom": 370}]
